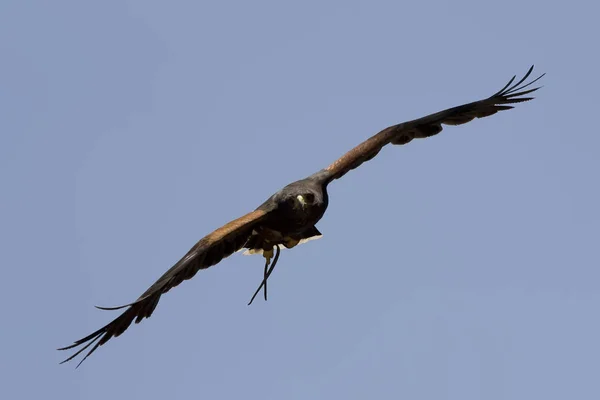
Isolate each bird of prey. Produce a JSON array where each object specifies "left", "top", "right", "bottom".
[{"left": 59, "top": 66, "right": 544, "bottom": 367}]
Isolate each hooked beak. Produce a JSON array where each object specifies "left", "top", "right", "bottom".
[{"left": 296, "top": 195, "right": 307, "bottom": 209}]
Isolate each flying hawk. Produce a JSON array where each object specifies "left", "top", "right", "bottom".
[{"left": 59, "top": 66, "right": 544, "bottom": 367}]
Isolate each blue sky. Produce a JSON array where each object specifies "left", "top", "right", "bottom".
[{"left": 2, "top": 1, "right": 599, "bottom": 399}]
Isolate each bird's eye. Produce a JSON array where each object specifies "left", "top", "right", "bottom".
[{"left": 304, "top": 193, "right": 315, "bottom": 203}]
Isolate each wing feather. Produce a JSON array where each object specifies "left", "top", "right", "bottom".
[
  {"left": 58, "top": 208, "right": 271, "bottom": 367},
  {"left": 323, "top": 66, "right": 544, "bottom": 182}
]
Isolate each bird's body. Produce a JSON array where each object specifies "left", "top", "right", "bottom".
[
  {"left": 60, "top": 66, "right": 545, "bottom": 367},
  {"left": 249, "top": 172, "right": 330, "bottom": 250}
]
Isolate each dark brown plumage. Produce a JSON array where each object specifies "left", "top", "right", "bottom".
[{"left": 59, "top": 66, "right": 544, "bottom": 367}]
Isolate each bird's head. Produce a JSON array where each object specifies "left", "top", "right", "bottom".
[
  {"left": 276, "top": 178, "right": 328, "bottom": 214},
  {"left": 292, "top": 192, "right": 316, "bottom": 210}
]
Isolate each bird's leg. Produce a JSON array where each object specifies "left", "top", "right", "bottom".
[
  {"left": 247, "top": 245, "right": 281, "bottom": 306},
  {"left": 263, "top": 251, "right": 271, "bottom": 301}
]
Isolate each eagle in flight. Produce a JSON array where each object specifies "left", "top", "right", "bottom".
[{"left": 59, "top": 66, "right": 544, "bottom": 367}]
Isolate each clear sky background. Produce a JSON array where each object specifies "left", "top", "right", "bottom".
[{"left": 2, "top": 1, "right": 599, "bottom": 399}]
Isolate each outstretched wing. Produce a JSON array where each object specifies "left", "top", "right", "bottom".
[
  {"left": 59, "top": 208, "right": 273, "bottom": 367},
  {"left": 323, "top": 66, "right": 544, "bottom": 182}
]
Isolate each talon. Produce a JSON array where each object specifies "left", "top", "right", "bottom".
[
  {"left": 280, "top": 236, "right": 298, "bottom": 249},
  {"left": 263, "top": 248, "right": 273, "bottom": 264}
]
